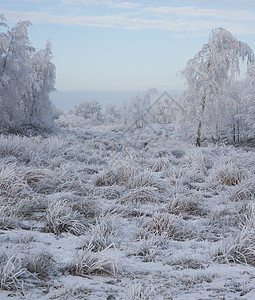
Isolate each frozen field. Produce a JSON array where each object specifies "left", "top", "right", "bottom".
[{"left": 0, "top": 122, "right": 255, "bottom": 299}]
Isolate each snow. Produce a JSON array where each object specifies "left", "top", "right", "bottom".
[{"left": 0, "top": 122, "right": 255, "bottom": 299}]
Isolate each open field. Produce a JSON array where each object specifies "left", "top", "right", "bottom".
[{"left": 0, "top": 123, "right": 255, "bottom": 299}]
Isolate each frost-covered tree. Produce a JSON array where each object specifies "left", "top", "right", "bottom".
[
  {"left": 151, "top": 92, "right": 183, "bottom": 125},
  {"left": 240, "top": 63, "right": 255, "bottom": 138},
  {"left": 180, "top": 28, "right": 254, "bottom": 146},
  {"left": 0, "top": 17, "right": 34, "bottom": 127},
  {"left": 0, "top": 15, "right": 56, "bottom": 131},
  {"left": 153, "top": 97, "right": 173, "bottom": 124},
  {"left": 24, "top": 41, "right": 56, "bottom": 126},
  {"left": 104, "top": 102, "right": 120, "bottom": 123},
  {"left": 120, "top": 89, "right": 157, "bottom": 128},
  {"left": 73, "top": 100, "right": 104, "bottom": 123}
]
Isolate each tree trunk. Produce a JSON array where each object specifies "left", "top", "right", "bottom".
[
  {"left": 196, "top": 93, "right": 206, "bottom": 147},
  {"left": 196, "top": 59, "right": 211, "bottom": 147},
  {"left": 233, "top": 123, "right": 236, "bottom": 144},
  {"left": 29, "top": 91, "right": 38, "bottom": 123},
  {"left": 237, "top": 120, "right": 240, "bottom": 143}
]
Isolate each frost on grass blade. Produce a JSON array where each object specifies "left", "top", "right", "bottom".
[
  {"left": 139, "top": 212, "right": 197, "bottom": 241},
  {"left": 68, "top": 245, "right": 118, "bottom": 277},
  {"left": 44, "top": 198, "right": 87, "bottom": 235},
  {"left": 214, "top": 226, "right": 255, "bottom": 266}
]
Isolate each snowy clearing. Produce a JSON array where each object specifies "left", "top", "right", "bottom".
[{"left": 0, "top": 123, "right": 255, "bottom": 300}]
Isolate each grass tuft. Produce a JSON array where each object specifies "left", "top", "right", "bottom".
[
  {"left": 214, "top": 226, "right": 255, "bottom": 266},
  {"left": 139, "top": 212, "right": 196, "bottom": 241}
]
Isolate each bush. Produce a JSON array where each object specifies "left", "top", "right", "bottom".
[{"left": 55, "top": 114, "right": 87, "bottom": 129}]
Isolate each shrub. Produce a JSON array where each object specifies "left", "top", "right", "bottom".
[{"left": 55, "top": 114, "right": 87, "bottom": 129}]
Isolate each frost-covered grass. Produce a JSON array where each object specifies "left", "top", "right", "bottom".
[{"left": 1, "top": 123, "right": 255, "bottom": 299}]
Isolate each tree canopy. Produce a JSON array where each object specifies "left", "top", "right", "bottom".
[
  {"left": 0, "top": 14, "right": 56, "bottom": 132},
  {"left": 180, "top": 27, "right": 254, "bottom": 146}
]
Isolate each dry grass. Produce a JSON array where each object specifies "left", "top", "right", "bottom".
[
  {"left": 0, "top": 250, "right": 53, "bottom": 291},
  {"left": 127, "top": 170, "right": 166, "bottom": 193},
  {"left": 168, "top": 194, "right": 203, "bottom": 216},
  {"left": 119, "top": 187, "right": 159, "bottom": 204},
  {"left": 139, "top": 212, "right": 197, "bottom": 241},
  {"left": 210, "top": 162, "right": 249, "bottom": 186},
  {"left": 231, "top": 177, "right": 255, "bottom": 201},
  {"left": 44, "top": 198, "right": 87, "bottom": 236},
  {"left": 95, "top": 161, "right": 134, "bottom": 187},
  {"left": 79, "top": 215, "right": 118, "bottom": 251},
  {"left": 214, "top": 226, "right": 255, "bottom": 266},
  {"left": 68, "top": 246, "right": 118, "bottom": 277},
  {"left": 130, "top": 283, "right": 157, "bottom": 300}
]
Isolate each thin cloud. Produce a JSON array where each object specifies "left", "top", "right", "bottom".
[
  {"left": 2, "top": 7, "right": 255, "bottom": 35},
  {"left": 145, "top": 6, "right": 255, "bottom": 22},
  {"left": 110, "top": 2, "right": 141, "bottom": 9},
  {"left": 60, "top": 0, "right": 141, "bottom": 9}
]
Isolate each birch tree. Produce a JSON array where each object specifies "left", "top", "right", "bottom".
[
  {"left": 241, "top": 63, "right": 255, "bottom": 137},
  {"left": 0, "top": 17, "right": 34, "bottom": 127},
  {"left": 180, "top": 28, "right": 254, "bottom": 146},
  {"left": 0, "top": 15, "right": 56, "bottom": 131},
  {"left": 26, "top": 41, "right": 56, "bottom": 125},
  {"left": 73, "top": 101, "right": 104, "bottom": 123}
]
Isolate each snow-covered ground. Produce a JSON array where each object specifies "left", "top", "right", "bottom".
[{"left": 0, "top": 122, "right": 255, "bottom": 299}]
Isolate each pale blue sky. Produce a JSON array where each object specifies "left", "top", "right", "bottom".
[{"left": 2, "top": 0, "right": 255, "bottom": 92}]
